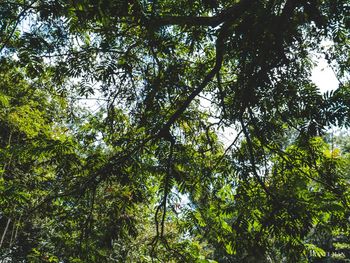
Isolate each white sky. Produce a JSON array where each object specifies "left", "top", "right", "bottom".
[{"left": 311, "top": 57, "right": 339, "bottom": 93}]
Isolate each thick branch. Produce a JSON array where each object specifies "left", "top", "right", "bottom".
[
  {"left": 160, "top": 23, "right": 228, "bottom": 132},
  {"left": 150, "top": 16, "right": 221, "bottom": 27},
  {"left": 158, "top": 2, "right": 255, "bottom": 132},
  {"left": 147, "top": 0, "right": 254, "bottom": 27}
]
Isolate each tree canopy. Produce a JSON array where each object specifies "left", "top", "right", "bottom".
[{"left": 0, "top": 0, "right": 350, "bottom": 262}]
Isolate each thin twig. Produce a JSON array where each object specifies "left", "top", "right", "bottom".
[
  {"left": 239, "top": 114, "right": 274, "bottom": 199},
  {"left": 0, "top": 218, "right": 11, "bottom": 249}
]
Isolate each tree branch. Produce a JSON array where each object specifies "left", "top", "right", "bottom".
[
  {"left": 147, "top": 0, "right": 254, "bottom": 28},
  {"left": 160, "top": 21, "right": 229, "bottom": 133},
  {"left": 239, "top": 114, "right": 274, "bottom": 198},
  {"left": 0, "top": 218, "right": 11, "bottom": 249}
]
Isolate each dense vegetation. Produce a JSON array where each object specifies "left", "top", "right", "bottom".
[{"left": 0, "top": 0, "right": 349, "bottom": 262}]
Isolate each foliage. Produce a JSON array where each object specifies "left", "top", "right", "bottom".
[{"left": 0, "top": 0, "right": 349, "bottom": 262}]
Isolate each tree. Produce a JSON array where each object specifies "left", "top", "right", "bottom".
[{"left": 0, "top": 0, "right": 349, "bottom": 262}]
